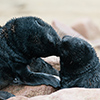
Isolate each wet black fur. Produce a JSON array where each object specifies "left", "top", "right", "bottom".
[
  {"left": 0, "top": 17, "right": 60, "bottom": 99},
  {"left": 0, "top": 91, "right": 15, "bottom": 100},
  {"left": 30, "top": 57, "right": 59, "bottom": 76},
  {"left": 60, "top": 36, "right": 100, "bottom": 88}
]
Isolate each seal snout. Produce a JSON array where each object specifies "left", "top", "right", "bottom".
[{"left": 35, "top": 19, "right": 45, "bottom": 27}]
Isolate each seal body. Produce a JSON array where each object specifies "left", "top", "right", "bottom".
[
  {"left": 59, "top": 36, "right": 100, "bottom": 88},
  {"left": 0, "top": 16, "right": 61, "bottom": 92}
]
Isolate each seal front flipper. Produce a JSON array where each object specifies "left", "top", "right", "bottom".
[
  {"left": 30, "top": 58, "right": 59, "bottom": 76},
  {"left": 0, "top": 91, "right": 15, "bottom": 100},
  {"left": 22, "top": 72, "right": 60, "bottom": 88}
]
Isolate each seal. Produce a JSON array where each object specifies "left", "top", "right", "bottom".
[
  {"left": 0, "top": 91, "right": 15, "bottom": 100},
  {"left": 0, "top": 16, "right": 61, "bottom": 92},
  {"left": 30, "top": 57, "right": 59, "bottom": 76},
  {"left": 59, "top": 35, "right": 100, "bottom": 88}
]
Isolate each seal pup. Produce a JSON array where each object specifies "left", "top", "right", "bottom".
[{"left": 59, "top": 36, "right": 100, "bottom": 88}]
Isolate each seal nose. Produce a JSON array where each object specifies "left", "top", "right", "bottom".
[{"left": 35, "top": 18, "right": 45, "bottom": 27}]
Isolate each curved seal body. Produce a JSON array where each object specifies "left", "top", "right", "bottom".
[
  {"left": 0, "top": 17, "right": 60, "bottom": 92},
  {"left": 60, "top": 36, "right": 100, "bottom": 88}
]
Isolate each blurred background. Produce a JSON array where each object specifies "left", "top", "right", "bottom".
[{"left": 0, "top": 0, "right": 100, "bottom": 26}]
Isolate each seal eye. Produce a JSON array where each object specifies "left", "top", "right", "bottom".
[
  {"left": 13, "top": 78, "right": 18, "bottom": 83},
  {"left": 14, "top": 78, "right": 17, "bottom": 81},
  {"left": 13, "top": 77, "right": 21, "bottom": 84},
  {"left": 14, "top": 78, "right": 19, "bottom": 82}
]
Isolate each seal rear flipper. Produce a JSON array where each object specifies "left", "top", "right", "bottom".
[{"left": 22, "top": 72, "right": 60, "bottom": 88}]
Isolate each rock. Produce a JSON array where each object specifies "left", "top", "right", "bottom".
[
  {"left": 52, "top": 20, "right": 90, "bottom": 43},
  {"left": 42, "top": 56, "right": 59, "bottom": 66},
  {"left": 52, "top": 20, "right": 99, "bottom": 47},
  {"left": 2, "top": 85, "right": 56, "bottom": 98},
  {"left": 42, "top": 56, "right": 60, "bottom": 71},
  {"left": 71, "top": 18, "right": 100, "bottom": 40},
  {"left": 7, "top": 96, "right": 28, "bottom": 100},
  {"left": 71, "top": 18, "right": 100, "bottom": 52},
  {"left": 8, "top": 88, "right": 100, "bottom": 100}
]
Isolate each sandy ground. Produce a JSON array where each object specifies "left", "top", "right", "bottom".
[{"left": 0, "top": 0, "right": 100, "bottom": 27}]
